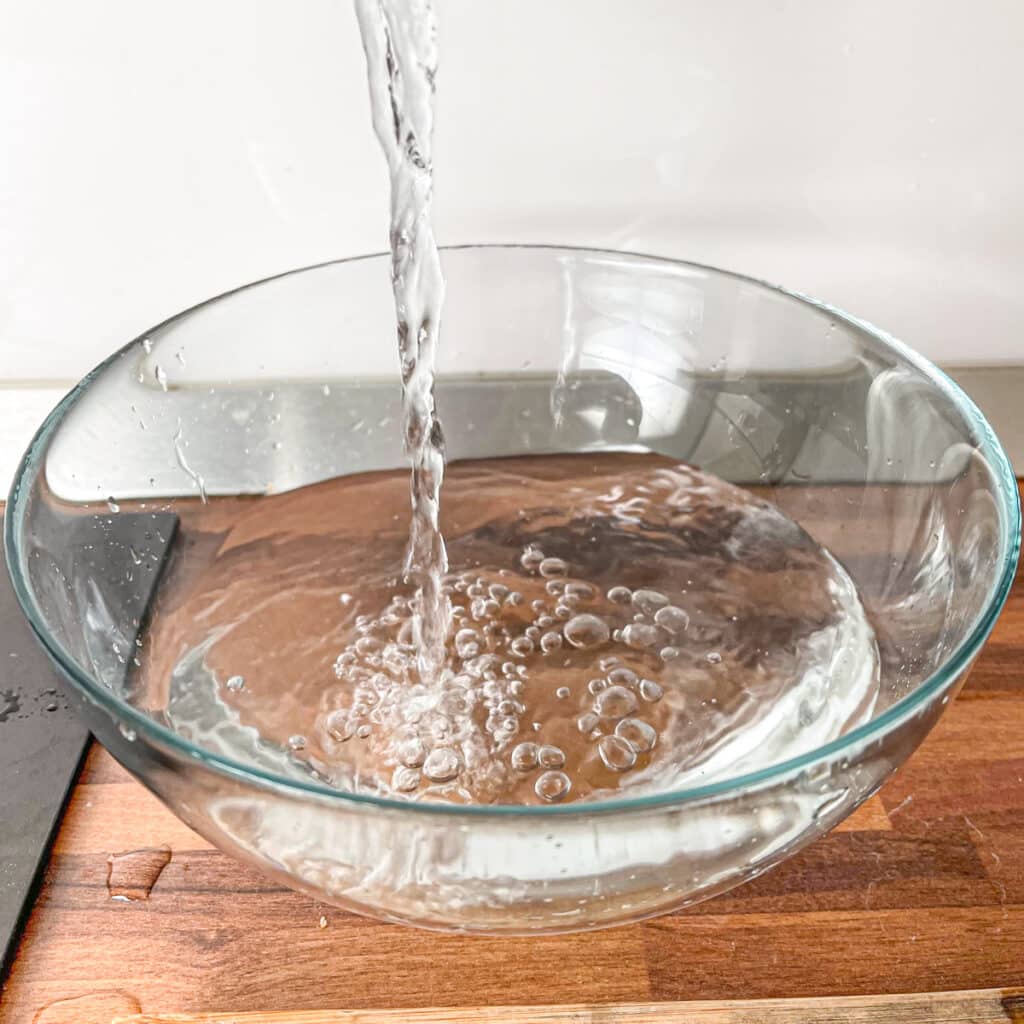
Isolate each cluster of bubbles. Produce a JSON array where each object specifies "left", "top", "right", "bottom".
[{"left": 314, "top": 540, "right": 698, "bottom": 805}]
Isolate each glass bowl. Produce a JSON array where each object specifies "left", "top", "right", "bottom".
[{"left": 5, "top": 246, "right": 1019, "bottom": 933}]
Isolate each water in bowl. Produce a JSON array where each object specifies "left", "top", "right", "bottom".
[{"left": 137, "top": 452, "right": 879, "bottom": 805}]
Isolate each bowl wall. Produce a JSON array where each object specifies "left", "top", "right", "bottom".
[{"left": 7, "top": 247, "right": 1018, "bottom": 931}]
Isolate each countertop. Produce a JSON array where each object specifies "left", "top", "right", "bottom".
[{"left": 1, "top": 516, "right": 1023, "bottom": 1023}]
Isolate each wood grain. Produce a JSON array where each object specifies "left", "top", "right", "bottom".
[
  {"left": 2, "top": 490, "right": 1023, "bottom": 1023},
  {"left": 113, "top": 988, "right": 1024, "bottom": 1023}
]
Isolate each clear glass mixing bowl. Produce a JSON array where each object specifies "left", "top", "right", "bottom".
[{"left": 5, "top": 246, "right": 1019, "bottom": 933}]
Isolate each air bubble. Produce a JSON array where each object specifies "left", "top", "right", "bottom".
[
  {"left": 288, "top": 734, "right": 307, "bottom": 751},
  {"left": 455, "top": 628, "right": 481, "bottom": 659},
  {"left": 596, "top": 685, "right": 638, "bottom": 720},
  {"left": 660, "top": 646, "right": 681, "bottom": 661},
  {"left": 621, "top": 622, "right": 661, "bottom": 649},
  {"left": 607, "top": 667, "right": 638, "bottom": 687},
  {"left": 615, "top": 718, "right": 657, "bottom": 753},
  {"left": 607, "top": 586, "right": 632, "bottom": 605},
  {"left": 539, "top": 557, "right": 568, "bottom": 578},
  {"left": 555, "top": 686, "right": 571, "bottom": 699},
  {"left": 565, "top": 582, "right": 595, "bottom": 602},
  {"left": 510, "top": 636, "right": 535, "bottom": 658},
  {"left": 576, "top": 712, "right": 599, "bottom": 734},
  {"left": 598, "top": 734, "right": 638, "bottom": 772},
  {"left": 226, "top": 675, "right": 245, "bottom": 692},
  {"left": 520, "top": 546, "right": 544, "bottom": 571},
  {"left": 564, "top": 614, "right": 610, "bottom": 649},
  {"left": 587, "top": 678, "right": 606, "bottom": 695},
  {"left": 639, "top": 679, "right": 664, "bottom": 702},
  {"left": 538, "top": 744, "right": 565, "bottom": 769},
  {"left": 511, "top": 741, "right": 539, "bottom": 772},
  {"left": 398, "top": 737, "right": 426, "bottom": 767},
  {"left": 393, "top": 766, "right": 420, "bottom": 792},
  {"left": 422, "top": 747, "right": 461, "bottom": 782},
  {"left": 540, "top": 631, "right": 563, "bottom": 653},
  {"left": 706, "top": 651, "right": 722, "bottom": 665},
  {"left": 632, "top": 589, "right": 669, "bottom": 615},
  {"left": 654, "top": 605, "right": 689, "bottom": 633},
  {"left": 535, "top": 770, "right": 572, "bottom": 803}
]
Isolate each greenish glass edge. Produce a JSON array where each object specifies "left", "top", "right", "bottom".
[{"left": 5, "top": 245, "right": 1021, "bottom": 820}]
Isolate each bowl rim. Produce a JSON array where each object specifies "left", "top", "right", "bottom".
[{"left": 5, "top": 243, "right": 1021, "bottom": 818}]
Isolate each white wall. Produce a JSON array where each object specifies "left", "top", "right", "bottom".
[{"left": 1, "top": 0, "right": 1022, "bottom": 480}]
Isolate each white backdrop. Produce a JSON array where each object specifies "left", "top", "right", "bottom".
[{"left": 1, "top": 0, "right": 1022, "bottom": 480}]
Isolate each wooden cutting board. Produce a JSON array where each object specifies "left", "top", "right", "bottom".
[
  {"left": 1, "top": 486, "right": 1022, "bottom": 1023},
  {"left": 112, "top": 988, "right": 1024, "bottom": 1022}
]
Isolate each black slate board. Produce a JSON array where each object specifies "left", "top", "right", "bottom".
[{"left": 0, "top": 510, "right": 177, "bottom": 980}]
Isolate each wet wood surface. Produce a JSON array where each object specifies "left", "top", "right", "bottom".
[{"left": 1, "top": 483, "right": 1023, "bottom": 1023}]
